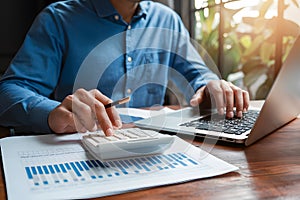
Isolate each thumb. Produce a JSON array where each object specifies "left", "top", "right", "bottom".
[{"left": 190, "top": 86, "right": 206, "bottom": 107}]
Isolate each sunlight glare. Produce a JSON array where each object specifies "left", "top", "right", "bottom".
[
  {"left": 224, "top": 0, "right": 279, "bottom": 24},
  {"left": 224, "top": 0, "right": 260, "bottom": 9},
  {"left": 195, "top": 0, "right": 205, "bottom": 9}
]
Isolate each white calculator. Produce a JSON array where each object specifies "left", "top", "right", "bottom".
[{"left": 82, "top": 128, "right": 175, "bottom": 160}]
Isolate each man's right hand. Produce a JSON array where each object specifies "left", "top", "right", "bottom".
[{"left": 48, "top": 88, "right": 122, "bottom": 136}]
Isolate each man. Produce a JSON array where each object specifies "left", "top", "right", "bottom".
[{"left": 0, "top": 0, "right": 249, "bottom": 136}]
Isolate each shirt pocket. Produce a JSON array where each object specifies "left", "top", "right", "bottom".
[
  {"left": 133, "top": 49, "right": 170, "bottom": 82},
  {"left": 137, "top": 49, "right": 171, "bottom": 66}
]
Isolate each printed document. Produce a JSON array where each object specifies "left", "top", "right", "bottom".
[{"left": 0, "top": 133, "right": 238, "bottom": 200}]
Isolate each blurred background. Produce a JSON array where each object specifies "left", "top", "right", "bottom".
[
  {"left": 191, "top": 0, "right": 300, "bottom": 100},
  {"left": 0, "top": 0, "right": 299, "bottom": 102}
]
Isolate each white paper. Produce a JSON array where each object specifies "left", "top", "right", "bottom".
[
  {"left": 117, "top": 107, "right": 175, "bottom": 119},
  {"left": 0, "top": 133, "right": 238, "bottom": 200}
]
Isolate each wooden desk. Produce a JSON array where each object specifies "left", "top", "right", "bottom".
[{"left": 0, "top": 114, "right": 299, "bottom": 199}]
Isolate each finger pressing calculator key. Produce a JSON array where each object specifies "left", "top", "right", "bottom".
[{"left": 82, "top": 128, "right": 175, "bottom": 160}]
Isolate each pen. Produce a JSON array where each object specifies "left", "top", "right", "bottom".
[{"left": 104, "top": 96, "right": 131, "bottom": 109}]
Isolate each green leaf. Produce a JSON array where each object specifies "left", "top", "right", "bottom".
[
  {"left": 207, "top": 0, "right": 216, "bottom": 7},
  {"left": 199, "top": 10, "right": 205, "bottom": 22},
  {"left": 260, "top": 42, "right": 275, "bottom": 63},
  {"left": 207, "top": 8, "right": 217, "bottom": 33},
  {"left": 240, "top": 35, "right": 252, "bottom": 49},
  {"left": 282, "top": 37, "right": 296, "bottom": 61},
  {"left": 243, "top": 35, "right": 265, "bottom": 58}
]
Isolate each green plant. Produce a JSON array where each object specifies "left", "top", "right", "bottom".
[
  {"left": 236, "top": 0, "right": 299, "bottom": 99},
  {"left": 195, "top": 0, "right": 300, "bottom": 99},
  {"left": 196, "top": 0, "right": 242, "bottom": 79}
]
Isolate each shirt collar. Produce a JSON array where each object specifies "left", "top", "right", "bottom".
[{"left": 90, "top": 0, "right": 148, "bottom": 19}]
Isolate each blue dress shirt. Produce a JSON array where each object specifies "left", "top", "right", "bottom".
[{"left": 0, "top": 0, "right": 219, "bottom": 133}]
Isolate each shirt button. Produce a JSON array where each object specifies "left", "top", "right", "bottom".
[
  {"left": 128, "top": 25, "right": 132, "bottom": 30},
  {"left": 114, "top": 15, "right": 119, "bottom": 20},
  {"left": 127, "top": 89, "right": 132, "bottom": 94},
  {"left": 127, "top": 56, "right": 132, "bottom": 62}
]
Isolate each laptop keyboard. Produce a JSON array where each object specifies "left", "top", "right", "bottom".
[{"left": 179, "top": 110, "right": 259, "bottom": 135}]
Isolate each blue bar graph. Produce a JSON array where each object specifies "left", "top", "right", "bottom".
[
  {"left": 24, "top": 152, "right": 199, "bottom": 188},
  {"left": 25, "top": 167, "right": 33, "bottom": 179},
  {"left": 65, "top": 163, "right": 71, "bottom": 170},
  {"left": 80, "top": 161, "right": 89, "bottom": 171},
  {"left": 70, "top": 162, "right": 81, "bottom": 177},
  {"left": 59, "top": 164, "right": 67, "bottom": 173},
  {"left": 54, "top": 164, "right": 61, "bottom": 173},
  {"left": 42, "top": 166, "right": 49, "bottom": 174},
  {"left": 48, "top": 165, "right": 55, "bottom": 174}
]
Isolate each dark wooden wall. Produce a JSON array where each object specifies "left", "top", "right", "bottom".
[{"left": 0, "top": 0, "right": 57, "bottom": 75}]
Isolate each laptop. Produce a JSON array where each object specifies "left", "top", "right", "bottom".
[{"left": 135, "top": 36, "right": 300, "bottom": 146}]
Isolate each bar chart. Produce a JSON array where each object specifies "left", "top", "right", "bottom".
[
  {"left": 21, "top": 148, "right": 200, "bottom": 189},
  {"left": 2, "top": 134, "right": 238, "bottom": 199}
]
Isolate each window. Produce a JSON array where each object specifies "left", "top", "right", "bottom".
[{"left": 189, "top": 0, "right": 300, "bottom": 99}]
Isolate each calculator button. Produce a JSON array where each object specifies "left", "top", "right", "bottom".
[
  {"left": 92, "top": 136, "right": 107, "bottom": 144},
  {"left": 104, "top": 136, "right": 119, "bottom": 141},
  {"left": 113, "top": 133, "right": 129, "bottom": 140},
  {"left": 85, "top": 137, "right": 98, "bottom": 147},
  {"left": 127, "top": 129, "right": 148, "bottom": 137},
  {"left": 121, "top": 131, "right": 139, "bottom": 139}
]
